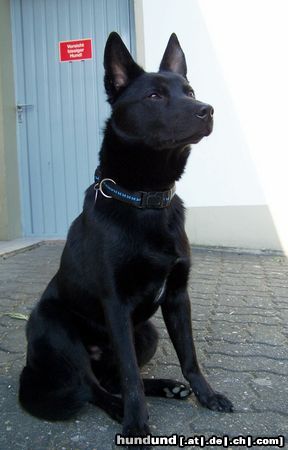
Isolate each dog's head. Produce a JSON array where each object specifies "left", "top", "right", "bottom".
[{"left": 104, "top": 32, "right": 213, "bottom": 150}]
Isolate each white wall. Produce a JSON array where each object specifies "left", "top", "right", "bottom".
[{"left": 139, "top": 0, "right": 288, "bottom": 253}]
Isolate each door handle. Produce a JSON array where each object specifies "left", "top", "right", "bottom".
[
  {"left": 17, "top": 103, "right": 34, "bottom": 111},
  {"left": 16, "top": 103, "right": 34, "bottom": 123},
  {"left": 17, "top": 103, "right": 34, "bottom": 108}
]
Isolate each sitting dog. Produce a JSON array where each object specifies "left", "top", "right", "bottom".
[{"left": 19, "top": 32, "right": 233, "bottom": 443}]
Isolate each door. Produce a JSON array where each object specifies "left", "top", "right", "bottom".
[{"left": 11, "top": 0, "right": 135, "bottom": 237}]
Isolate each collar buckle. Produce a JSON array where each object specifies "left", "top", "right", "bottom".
[{"left": 140, "top": 191, "right": 168, "bottom": 209}]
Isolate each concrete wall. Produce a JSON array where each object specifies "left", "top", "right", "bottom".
[
  {"left": 0, "top": 0, "right": 21, "bottom": 240},
  {"left": 1, "top": 0, "right": 287, "bottom": 252},
  {"left": 136, "top": 0, "right": 288, "bottom": 253}
]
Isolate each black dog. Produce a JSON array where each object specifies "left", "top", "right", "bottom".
[{"left": 19, "top": 32, "right": 233, "bottom": 441}]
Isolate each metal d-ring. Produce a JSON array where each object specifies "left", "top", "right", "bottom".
[{"left": 99, "top": 178, "right": 116, "bottom": 198}]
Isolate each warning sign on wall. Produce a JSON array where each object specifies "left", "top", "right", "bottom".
[{"left": 59, "top": 38, "right": 93, "bottom": 62}]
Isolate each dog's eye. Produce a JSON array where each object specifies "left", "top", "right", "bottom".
[
  {"left": 147, "top": 93, "right": 162, "bottom": 99},
  {"left": 187, "top": 90, "right": 195, "bottom": 98}
]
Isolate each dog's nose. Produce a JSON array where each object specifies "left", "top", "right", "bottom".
[{"left": 196, "top": 105, "right": 214, "bottom": 120}]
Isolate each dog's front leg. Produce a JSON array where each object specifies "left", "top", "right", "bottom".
[
  {"left": 161, "top": 286, "right": 233, "bottom": 412},
  {"left": 103, "top": 301, "right": 150, "bottom": 438}
]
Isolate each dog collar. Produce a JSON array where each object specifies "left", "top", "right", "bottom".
[{"left": 94, "top": 167, "right": 176, "bottom": 209}]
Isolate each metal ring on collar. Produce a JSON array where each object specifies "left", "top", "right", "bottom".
[{"left": 99, "top": 178, "right": 116, "bottom": 198}]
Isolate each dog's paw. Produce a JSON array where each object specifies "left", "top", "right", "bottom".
[
  {"left": 163, "top": 382, "right": 192, "bottom": 400},
  {"left": 121, "top": 411, "right": 151, "bottom": 449},
  {"left": 122, "top": 421, "right": 150, "bottom": 437},
  {"left": 199, "top": 391, "right": 234, "bottom": 412}
]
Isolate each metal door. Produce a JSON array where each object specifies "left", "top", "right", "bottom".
[{"left": 11, "top": 0, "right": 135, "bottom": 236}]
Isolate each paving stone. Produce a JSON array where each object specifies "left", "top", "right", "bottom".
[{"left": 0, "top": 243, "right": 287, "bottom": 449}]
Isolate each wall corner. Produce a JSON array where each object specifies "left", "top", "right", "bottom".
[
  {"left": 0, "top": 0, "right": 21, "bottom": 240},
  {"left": 133, "top": 0, "right": 145, "bottom": 67}
]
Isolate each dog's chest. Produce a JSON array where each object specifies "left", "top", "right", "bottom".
[
  {"left": 116, "top": 250, "right": 174, "bottom": 307},
  {"left": 153, "top": 278, "right": 167, "bottom": 305}
]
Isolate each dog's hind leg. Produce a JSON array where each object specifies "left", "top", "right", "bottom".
[
  {"left": 87, "top": 376, "right": 124, "bottom": 422},
  {"left": 20, "top": 363, "right": 123, "bottom": 422},
  {"left": 19, "top": 363, "right": 92, "bottom": 420},
  {"left": 19, "top": 301, "right": 123, "bottom": 422},
  {"left": 97, "top": 320, "right": 191, "bottom": 400},
  {"left": 94, "top": 320, "right": 158, "bottom": 392}
]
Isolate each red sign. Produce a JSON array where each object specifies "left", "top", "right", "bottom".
[{"left": 59, "top": 38, "right": 93, "bottom": 62}]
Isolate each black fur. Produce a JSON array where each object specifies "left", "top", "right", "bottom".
[{"left": 19, "top": 32, "right": 233, "bottom": 445}]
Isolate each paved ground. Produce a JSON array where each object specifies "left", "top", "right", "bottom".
[{"left": 0, "top": 242, "right": 287, "bottom": 450}]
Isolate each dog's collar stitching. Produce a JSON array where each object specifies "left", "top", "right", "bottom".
[{"left": 94, "top": 167, "right": 176, "bottom": 209}]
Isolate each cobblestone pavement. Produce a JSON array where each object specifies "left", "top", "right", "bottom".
[{"left": 0, "top": 243, "right": 287, "bottom": 450}]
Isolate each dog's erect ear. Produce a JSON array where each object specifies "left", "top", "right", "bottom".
[
  {"left": 159, "top": 33, "right": 187, "bottom": 78},
  {"left": 104, "top": 32, "right": 144, "bottom": 103}
]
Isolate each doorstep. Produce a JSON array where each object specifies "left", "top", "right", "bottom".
[{"left": 0, "top": 238, "right": 44, "bottom": 257}]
